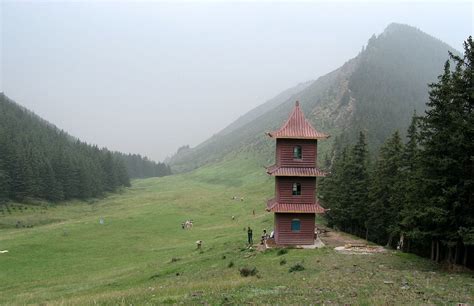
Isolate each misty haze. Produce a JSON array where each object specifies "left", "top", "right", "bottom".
[{"left": 0, "top": 1, "right": 473, "bottom": 304}]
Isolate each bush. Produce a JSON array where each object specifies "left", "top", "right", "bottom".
[
  {"left": 277, "top": 249, "right": 288, "bottom": 256},
  {"left": 239, "top": 267, "right": 258, "bottom": 277},
  {"left": 228, "top": 261, "right": 234, "bottom": 268},
  {"left": 279, "top": 258, "right": 287, "bottom": 265},
  {"left": 170, "top": 257, "right": 180, "bottom": 263},
  {"left": 289, "top": 263, "right": 305, "bottom": 273}
]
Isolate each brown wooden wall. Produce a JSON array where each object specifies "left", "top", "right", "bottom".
[
  {"left": 276, "top": 176, "right": 316, "bottom": 204},
  {"left": 276, "top": 139, "right": 318, "bottom": 168},
  {"left": 275, "top": 213, "right": 315, "bottom": 245}
]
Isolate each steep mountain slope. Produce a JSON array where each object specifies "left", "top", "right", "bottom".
[
  {"left": 218, "top": 80, "right": 313, "bottom": 136},
  {"left": 169, "top": 23, "right": 458, "bottom": 173}
]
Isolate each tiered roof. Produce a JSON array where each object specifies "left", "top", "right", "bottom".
[
  {"left": 266, "top": 165, "right": 327, "bottom": 177},
  {"left": 266, "top": 198, "right": 326, "bottom": 214},
  {"left": 267, "top": 101, "right": 329, "bottom": 140}
]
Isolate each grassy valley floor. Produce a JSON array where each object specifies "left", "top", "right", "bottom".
[{"left": 0, "top": 155, "right": 472, "bottom": 304}]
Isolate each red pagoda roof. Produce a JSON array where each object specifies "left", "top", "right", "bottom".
[
  {"left": 266, "top": 165, "right": 327, "bottom": 177},
  {"left": 267, "top": 101, "right": 329, "bottom": 140},
  {"left": 266, "top": 198, "right": 326, "bottom": 214}
]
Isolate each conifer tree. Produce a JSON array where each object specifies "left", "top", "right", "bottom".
[
  {"left": 346, "top": 132, "right": 371, "bottom": 236},
  {"left": 368, "top": 131, "right": 404, "bottom": 246},
  {"left": 399, "top": 113, "right": 424, "bottom": 252},
  {"left": 419, "top": 36, "right": 473, "bottom": 264}
]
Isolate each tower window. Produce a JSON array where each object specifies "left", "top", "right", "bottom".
[
  {"left": 292, "top": 183, "right": 301, "bottom": 195},
  {"left": 293, "top": 146, "right": 302, "bottom": 159},
  {"left": 291, "top": 219, "right": 301, "bottom": 232}
]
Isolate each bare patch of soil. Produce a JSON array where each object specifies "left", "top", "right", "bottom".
[{"left": 316, "top": 225, "right": 366, "bottom": 247}]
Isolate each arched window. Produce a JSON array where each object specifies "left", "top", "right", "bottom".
[
  {"left": 291, "top": 219, "right": 301, "bottom": 232},
  {"left": 292, "top": 182, "right": 301, "bottom": 195},
  {"left": 293, "top": 146, "right": 302, "bottom": 159}
]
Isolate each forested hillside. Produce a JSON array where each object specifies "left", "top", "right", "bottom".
[
  {"left": 168, "top": 23, "right": 458, "bottom": 172},
  {"left": 115, "top": 152, "right": 171, "bottom": 179},
  {"left": 0, "top": 94, "right": 170, "bottom": 203},
  {"left": 320, "top": 37, "right": 474, "bottom": 267}
]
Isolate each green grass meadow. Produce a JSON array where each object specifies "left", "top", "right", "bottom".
[{"left": 0, "top": 155, "right": 472, "bottom": 304}]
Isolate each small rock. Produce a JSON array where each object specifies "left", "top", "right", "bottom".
[
  {"left": 401, "top": 285, "right": 410, "bottom": 290},
  {"left": 383, "top": 280, "right": 394, "bottom": 284}
]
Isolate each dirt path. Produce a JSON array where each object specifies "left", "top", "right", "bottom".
[{"left": 316, "top": 225, "right": 368, "bottom": 247}]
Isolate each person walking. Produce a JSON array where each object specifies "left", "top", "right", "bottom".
[{"left": 247, "top": 227, "right": 253, "bottom": 245}]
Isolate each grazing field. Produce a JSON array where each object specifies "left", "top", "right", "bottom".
[{"left": 0, "top": 155, "right": 472, "bottom": 304}]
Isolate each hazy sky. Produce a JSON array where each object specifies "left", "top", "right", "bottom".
[{"left": 1, "top": 1, "right": 472, "bottom": 161}]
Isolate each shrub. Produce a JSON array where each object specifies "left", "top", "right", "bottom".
[
  {"left": 222, "top": 255, "right": 226, "bottom": 259},
  {"left": 289, "top": 263, "right": 305, "bottom": 273},
  {"left": 277, "top": 249, "right": 288, "bottom": 256},
  {"left": 280, "top": 258, "right": 287, "bottom": 265},
  {"left": 228, "top": 261, "right": 234, "bottom": 268},
  {"left": 239, "top": 267, "right": 258, "bottom": 277},
  {"left": 170, "top": 257, "right": 180, "bottom": 263}
]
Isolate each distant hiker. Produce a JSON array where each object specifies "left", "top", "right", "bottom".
[
  {"left": 247, "top": 227, "right": 253, "bottom": 245},
  {"left": 196, "top": 240, "right": 202, "bottom": 249},
  {"left": 252, "top": 209, "right": 255, "bottom": 216},
  {"left": 232, "top": 216, "right": 235, "bottom": 221},
  {"left": 240, "top": 197, "right": 244, "bottom": 202},
  {"left": 181, "top": 223, "right": 185, "bottom": 229},
  {"left": 261, "top": 229, "right": 268, "bottom": 245}
]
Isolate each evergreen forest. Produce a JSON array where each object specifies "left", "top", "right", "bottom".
[
  {"left": 0, "top": 94, "right": 171, "bottom": 203},
  {"left": 319, "top": 37, "right": 474, "bottom": 267}
]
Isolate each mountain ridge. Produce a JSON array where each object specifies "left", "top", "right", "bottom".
[{"left": 168, "top": 23, "right": 459, "bottom": 173}]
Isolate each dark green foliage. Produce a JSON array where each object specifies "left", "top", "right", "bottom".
[
  {"left": 320, "top": 132, "right": 370, "bottom": 237},
  {"left": 417, "top": 36, "right": 474, "bottom": 264},
  {"left": 320, "top": 36, "right": 474, "bottom": 267},
  {"left": 276, "top": 249, "right": 288, "bottom": 256},
  {"left": 227, "top": 261, "right": 234, "bottom": 268},
  {"left": 279, "top": 258, "right": 287, "bottom": 265},
  {"left": 288, "top": 263, "right": 305, "bottom": 272},
  {"left": 367, "top": 131, "right": 404, "bottom": 246},
  {"left": 0, "top": 94, "right": 141, "bottom": 202},
  {"left": 114, "top": 152, "right": 171, "bottom": 179},
  {"left": 239, "top": 267, "right": 258, "bottom": 277},
  {"left": 0, "top": 94, "right": 169, "bottom": 203}
]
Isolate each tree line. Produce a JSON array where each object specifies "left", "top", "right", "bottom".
[
  {"left": 320, "top": 37, "right": 473, "bottom": 267},
  {"left": 115, "top": 152, "right": 171, "bottom": 179},
  {"left": 0, "top": 94, "right": 171, "bottom": 203}
]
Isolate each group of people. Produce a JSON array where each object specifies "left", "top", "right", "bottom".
[{"left": 246, "top": 227, "right": 273, "bottom": 245}]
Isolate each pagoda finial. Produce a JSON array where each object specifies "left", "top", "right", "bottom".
[{"left": 295, "top": 100, "right": 299, "bottom": 107}]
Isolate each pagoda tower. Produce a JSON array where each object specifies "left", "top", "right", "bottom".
[{"left": 265, "top": 101, "right": 329, "bottom": 245}]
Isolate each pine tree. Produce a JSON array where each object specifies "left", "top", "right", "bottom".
[
  {"left": 368, "top": 131, "right": 404, "bottom": 246},
  {"left": 320, "top": 147, "right": 349, "bottom": 229},
  {"left": 320, "top": 132, "right": 370, "bottom": 236},
  {"left": 399, "top": 113, "right": 424, "bottom": 253},
  {"left": 419, "top": 36, "right": 474, "bottom": 264},
  {"left": 0, "top": 169, "right": 9, "bottom": 203},
  {"left": 346, "top": 131, "right": 371, "bottom": 236}
]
